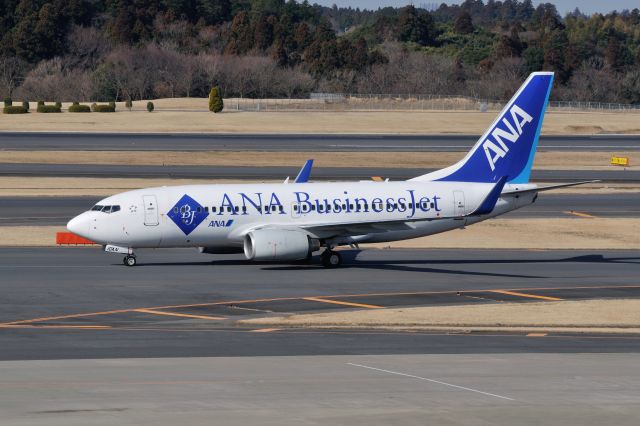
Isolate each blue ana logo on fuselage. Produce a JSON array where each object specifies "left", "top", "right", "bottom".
[
  {"left": 167, "top": 194, "right": 209, "bottom": 235},
  {"left": 209, "top": 219, "right": 234, "bottom": 228},
  {"left": 482, "top": 104, "right": 533, "bottom": 171}
]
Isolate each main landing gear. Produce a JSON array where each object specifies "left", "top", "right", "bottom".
[
  {"left": 123, "top": 254, "right": 137, "bottom": 267},
  {"left": 321, "top": 249, "right": 342, "bottom": 268}
]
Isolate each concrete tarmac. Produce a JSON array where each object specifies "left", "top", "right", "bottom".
[
  {"left": 0, "top": 132, "right": 638, "bottom": 151},
  {"left": 1, "top": 162, "right": 637, "bottom": 182},
  {"left": 1, "top": 248, "right": 639, "bottom": 361},
  {"left": 1, "top": 193, "right": 637, "bottom": 226},
  {"left": 1, "top": 353, "right": 639, "bottom": 426}
]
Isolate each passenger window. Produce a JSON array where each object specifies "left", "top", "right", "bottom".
[
  {"left": 294, "top": 205, "right": 298, "bottom": 212},
  {"left": 227, "top": 206, "right": 232, "bottom": 212},
  {"left": 311, "top": 205, "right": 315, "bottom": 211},
  {"left": 349, "top": 204, "right": 353, "bottom": 209},
  {"left": 234, "top": 206, "right": 239, "bottom": 213},
  {"left": 279, "top": 206, "right": 283, "bottom": 212},
  {"left": 197, "top": 207, "right": 202, "bottom": 213},
  {"left": 242, "top": 206, "right": 247, "bottom": 213},
  {"left": 173, "top": 207, "right": 178, "bottom": 214},
  {"left": 212, "top": 206, "right": 217, "bottom": 212},
  {"left": 205, "top": 207, "right": 209, "bottom": 212},
  {"left": 430, "top": 202, "right": 435, "bottom": 208}
]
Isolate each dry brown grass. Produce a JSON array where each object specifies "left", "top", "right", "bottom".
[
  {"left": 2, "top": 108, "right": 640, "bottom": 134},
  {"left": 0, "top": 151, "right": 637, "bottom": 172},
  {"left": 239, "top": 299, "right": 640, "bottom": 334}
]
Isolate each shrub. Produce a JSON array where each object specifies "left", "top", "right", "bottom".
[
  {"left": 91, "top": 102, "right": 97, "bottom": 112},
  {"left": 146, "top": 101, "right": 154, "bottom": 112},
  {"left": 3, "top": 97, "right": 12, "bottom": 107},
  {"left": 93, "top": 104, "right": 115, "bottom": 112},
  {"left": 22, "top": 101, "right": 29, "bottom": 111},
  {"left": 69, "top": 103, "right": 91, "bottom": 113},
  {"left": 208, "top": 86, "right": 224, "bottom": 113},
  {"left": 55, "top": 101, "right": 62, "bottom": 109},
  {"left": 108, "top": 101, "right": 116, "bottom": 111},
  {"left": 37, "top": 104, "right": 61, "bottom": 113},
  {"left": 3, "top": 105, "right": 28, "bottom": 114},
  {"left": 125, "top": 99, "right": 132, "bottom": 111},
  {"left": 37, "top": 101, "right": 44, "bottom": 106}
]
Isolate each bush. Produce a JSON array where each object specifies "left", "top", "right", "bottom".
[
  {"left": 146, "top": 101, "right": 154, "bottom": 112},
  {"left": 91, "top": 102, "right": 97, "bottom": 112},
  {"left": 108, "top": 101, "right": 116, "bottom": 111},
  {"left": 37, "top": 101, "right": 44, "bottom": 107},
  {"left": 69, "top": 103, "right": 91, "bottom": 113},
  {"left": 125, "top": 99, "right": 132, "bottom": 111},
  {"left": 37, "top": 104, "right": 61, "bottom": 113},
  {"left": 208, "top": 86, "right": 224, "bottom": 113},
  {"left": 3, "top": 105, "right": 28, "bottom": 114},
  {"left": 22, "top": 101, "right": 29, "bottom": 111},
  {"left": 55, "top": 101, "right": 62, "bottom": 109},
  {"left": 93, "top": 104, "right": 115, "bottom": 112},
  {"left": 3, "top": 97, "right": 12, "bottom": 107}
]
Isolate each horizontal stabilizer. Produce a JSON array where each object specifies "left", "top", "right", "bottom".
[{"left": 502, "top": 180, "right": 600, "bottom": 195}]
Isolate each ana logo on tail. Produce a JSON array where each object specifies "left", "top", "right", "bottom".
[{"left": 482, "top": 104, "right": 533, "bottom": 171}]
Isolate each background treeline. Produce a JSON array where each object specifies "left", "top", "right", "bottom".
[{"left": 1, "top": 0, "right": 639, "bottom": 103}]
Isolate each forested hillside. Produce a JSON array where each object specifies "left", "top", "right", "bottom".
[{"left": 0, "top": 0, "right": 639, "bottom": 103}]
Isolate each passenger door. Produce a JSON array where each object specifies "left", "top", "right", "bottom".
[{"left": 143, "top": 195, "right": 159, "bottom": 226}]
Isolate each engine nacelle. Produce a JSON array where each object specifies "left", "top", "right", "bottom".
[{"left": 244, "top": 229, "right": 319, "bottom": 261}]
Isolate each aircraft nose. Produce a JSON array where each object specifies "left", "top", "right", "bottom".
[{"left": 67, "top": 213, "right": 91, "bottom": 239}]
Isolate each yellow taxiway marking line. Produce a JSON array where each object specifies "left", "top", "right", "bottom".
[
  {"left": 134, "top": 309, "right": 226, "bottom": 321},
  {"left": 250, "top": 328, "right": 282, "bottom": 333},
  {"left": 491, "top": 290, "right": 563, "bottom": 301},
  {"left": 562, "top": 210, "right": 597, "bottom": 218},
  {"left": 527, "top": 333, "right": 548, "bottom": 337},
  {"left": 303, "top": 297, "right": 383, "bottom": 309}
]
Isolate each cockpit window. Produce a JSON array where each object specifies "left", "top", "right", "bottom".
[{"left": 91, "top": 205, "right": 120, "bottom": 214}]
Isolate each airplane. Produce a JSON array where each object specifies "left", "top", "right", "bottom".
[{"left": 67, "top": 71, "right": 595, "bottom": 268}]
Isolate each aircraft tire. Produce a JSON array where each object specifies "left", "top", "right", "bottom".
[
  {"left": 124, "top": 255, "right": 137, "bottom": 267},
  {"left": 321, "top": 250, "right": 342, "bottom": 268}
]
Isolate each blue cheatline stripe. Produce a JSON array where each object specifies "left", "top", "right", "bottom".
[{"left": 510, "top": 74, "right": 555, "bottom": 184}]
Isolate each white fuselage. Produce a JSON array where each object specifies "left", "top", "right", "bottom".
[{"left": 67, "top": 180, "right": 536, "bottom": 251}]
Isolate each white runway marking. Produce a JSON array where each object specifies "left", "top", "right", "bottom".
[{"left": 347, "top": 362, "right": 515, "bottom": 401}]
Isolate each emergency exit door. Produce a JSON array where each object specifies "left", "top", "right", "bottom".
[{"left": 143, "top": 195, "right": 159, "bottom": 226}]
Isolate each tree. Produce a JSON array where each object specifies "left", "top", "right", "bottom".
[
  {"left": 397, "top": 6, "right": 437, "bottom": 46},
  {"left": 454, "top": 11, "right": 474, "bottom": 35},
  {"left": 209, "top": 86, "right": 223, "bottom": 113}
]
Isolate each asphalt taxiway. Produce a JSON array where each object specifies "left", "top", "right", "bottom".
[
  {"left": 0, "top": 132, "right": 638, "bottom": 151},
  {"left": 1, "top": 248, "right": 639, "bottom": 360},
  {"left": 2, "top": 193, "right": 637, "bottom": 226}
]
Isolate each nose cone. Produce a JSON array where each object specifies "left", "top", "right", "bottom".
[{"left": 67, "top": 213, "right": 91, "bottom": 239}]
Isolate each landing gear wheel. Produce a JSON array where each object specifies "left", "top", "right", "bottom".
[
  {"left": 321, "top": 250, "right": 342, "bottom": 268},
  {"left": 124, "top": 255, "right": 137, "bottom": 267}
]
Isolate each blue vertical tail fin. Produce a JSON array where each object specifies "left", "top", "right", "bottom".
[{"left": 410, "top": 72, "right": 554, "bottom": 184}]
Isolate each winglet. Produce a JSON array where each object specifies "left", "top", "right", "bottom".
[
  {"left": 470, "top": 176, "right": 508, "bottom": 216},
  {"left": 294, "top": 159, "right": 314, "bottom": 183}
]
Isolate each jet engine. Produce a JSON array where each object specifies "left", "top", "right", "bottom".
[{"left": 244, "top": 229, "right": 320, "bottom": 261}]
